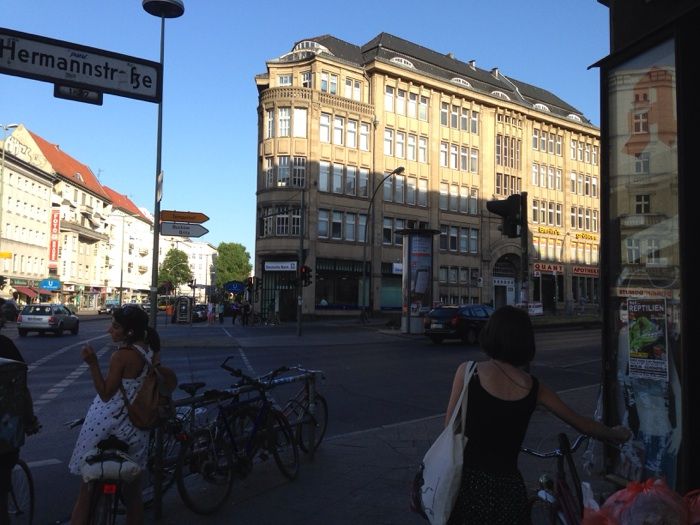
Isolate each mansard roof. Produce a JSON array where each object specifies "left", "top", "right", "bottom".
[{"left": 285, "top": 32, "right": 592, "bottom": 126}]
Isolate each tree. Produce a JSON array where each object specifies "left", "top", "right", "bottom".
[
  {"left": 214, "top": 242, "right": 252, "bottom": 286},
  {"left": 158, "top": 248, "right": 193, "bottom": 292}
]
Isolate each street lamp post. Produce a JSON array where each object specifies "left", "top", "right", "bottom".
[
  {"left": 143, "top": 0, "right": 184, "bottom": 330},
  {"left": 360, "top": 166, "right": 404, "bottom": 322},
  {"left": 0, "top": 123, "right": 19, "bottom": 251}
]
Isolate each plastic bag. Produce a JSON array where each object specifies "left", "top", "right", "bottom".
[{"left": 601, "top": 478, "right": 689, "bottom": 525}]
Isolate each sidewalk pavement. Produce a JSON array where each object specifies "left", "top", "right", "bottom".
[
  {"left": 140, "top": 320, "right": 615, "bottom": 525},
  {"left": 148, "top": 382, "right": 615, "bottom": 525}
]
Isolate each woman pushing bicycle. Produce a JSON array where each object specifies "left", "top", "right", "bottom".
[
  {"left": 68, "top": 305, "right": 162, "bottom": 524},
  {"left": 443, "top": 305, "right": 631, "bottom": 525}
]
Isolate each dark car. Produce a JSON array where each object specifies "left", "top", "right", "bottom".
[
  {"left": 423, "top": 304, "right": 494, "bottom": 344},
  {"left": 192, "top": 304, "right": 208, "bottom": 322}
]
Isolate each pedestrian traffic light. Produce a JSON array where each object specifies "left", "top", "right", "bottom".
[
  {"left": 486, "top": 193, "right": 523, "bottom": 238},
  {"left": 300, "top": 265, "right": 313, "bottom": 287}
]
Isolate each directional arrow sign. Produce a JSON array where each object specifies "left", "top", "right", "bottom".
[
  {"left": 160, "top": 222, "right": 209, "bottom": 238},
  {"left": 160, "top": 210, "right": 209, "bottom": 223}
]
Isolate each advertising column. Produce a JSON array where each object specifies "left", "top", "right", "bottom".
[{"left": 399, "top": 228, "right": 439, "bottom": 334}]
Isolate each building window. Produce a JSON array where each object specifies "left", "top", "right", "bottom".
[
  {"left": 626, "top": 238, "right": 641, "bottom": 264},
  {"left": 360, "top": 123, "right": 370, "bottom": 151},
  {"left": 384, "top": 129, "right": 394, "bottom": 156},
  {"left": 635, "top": 152, "right": 650, "bottom": 174},
  {"left": 470, "top": 149, "right": 479, "bottom": 173},
  {"left": 385, "top": 86, "right": 395, "bottom": 112},
  {"left": 469, "top": 188, "right": 478, "bottom": 215},
  {"left": 359, "top": 168, "right": 369, "bottom": 197},
  {"left": 408, "top": 134, "right": 417, "bottom": 161},
  {"left": 419, "top": 96, "right": 429, "bottom": 121},
  {"left": 278, "top": 74, "right": 292, "bottom": 86},
  {"left": 396, "top": 132, "right": 405, "bottom": 158},
  {"left": 320, "top": 113, "right": 330, "bottom": 143},
  {"left": 418, "top": 179, "right": 428, "bottom": 207},
  {"left": 461, "top": 108, "right": 470, "bottom": 130},
  {"left": 440, "top": 142, "right": 448, "bottom": 167},
  {"left": 331, "top": 212, "right": 343, "bottom": 239},
  {"left": 332, "top": 164, "right": 343, "bottom": 194},
  {"left": 278, "top": 107, "right": 291, "bottom": 137},
  {"left": 292, "top": 157, "right": 306, "bottom": 187},
  {"left": 451, "top": 105, "right": 459, "bottom": 128},
  {"left": 333, "top": 116, "right": 344, "bottom": 145},
  {"left": 449, "top": 226, "right": 458, "bottom": 251},
  {"left": 383, "top": 217, "right": 393, "bottom": 244},
  {"left": 633, "top": 111, "right": 649, "bottom": 133},
  {"left": 532, "top": 129, "right": 540, "bottom": 150},
  {"left": 646, "top": 238, "right": 661, "bottom": 264},
  {"left": 418, "top": 137, "right": 428, "bottom": 163},
  {"left": 407, "top": 177, "right": 416, "bottom": 205},
  {"left": 319, "top": 161, "right": 330, "bottom": 192},
  {"left": 469, "top": 228, "right": 478, "bottom": 253},
  {"left": 471, "top": 111, "right": 479, "bottom": 133},
  {"left": 347, "top": 119, "right": 357, "bottom": 148},
  {"left": 301, "top": 71, "right": 312, "bottom": 88},
  {"left": 408, "top": 92, "right": 418, "bottom": 118},
  {"left": 439, "top": 183, "right": 448, "bottom": 210},
  {"left": 394, "top": 218, "right": 405, "bottom": 245},
  {"left": 440, "top": 102, "right": 449, "bottom": 126},
  {"left": 394, "top": 174, "right": 405, "bottom": 204},
  {"left": 358, "top": 214, "right": 367, "bottom": 242},
  {"left": 277, "top": 156, "right": 290, "bottom": 187},
  {"left": 265, "top": 157, "right": 274, "bottom": 188},
  {"left": 293, "top": 108, "right": 307, "bottom": 137},
  {"left": 266, "top": 109, "right": 274, "bottom": 139},
  {"left": 318, "top": 210, "right": 329, "bottom": 238},
  {"left": 345, "top": 166, "right": 357, "bottom": 196},
  {"left": 635, "top": 194, "right": 650, "bottom": 214},
  {"left": 396, "top": 89, "right": 406, "bottom": 115},
  {"left": 345, "top": 213, "right": 356, "bottom": 241}
]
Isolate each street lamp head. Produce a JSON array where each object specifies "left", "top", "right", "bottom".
[
  {"left": 142, "top": 0, "right": 184, "bottom": 18},
  {"left": 392, "top": 166, "right": 405, "bottom": 175},
  {"left": 1, "top": 124, "right": 19, "bottom": 132}
]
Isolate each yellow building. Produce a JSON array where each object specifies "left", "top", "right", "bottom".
[{"left": 255, "top": 33, "right": 600, "bottom": 320}]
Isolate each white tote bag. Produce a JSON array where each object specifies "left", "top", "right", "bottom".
[{"left": 418, "top": 361, "right": 477, "bottom": 524}]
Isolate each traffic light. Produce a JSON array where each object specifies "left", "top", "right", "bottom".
[
  {"left": 486, "top": 193, "right": 523, "bottom": 238},
  {"left": 300, "top": 265, "right": 313, "bottom": 287},
  {"left": 187, "top": 279, "right": 195, "bottom": 289},
  {"left": 0, "top": 276, "right": 5, "bottom": 289},
  {"left": 255, "top": 277, "right": 262, "bottom": 291}
]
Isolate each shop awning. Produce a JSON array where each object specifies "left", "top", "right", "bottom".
[
  {"left": 38, "top": 289, "right": 56, "bottom": 295},
  {"left": 13, "top": 286, "right": 37, "bottom": 299}
]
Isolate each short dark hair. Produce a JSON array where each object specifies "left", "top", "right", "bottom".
[{"left": 478, "top": 305, "right": 535, "bottom": 366}]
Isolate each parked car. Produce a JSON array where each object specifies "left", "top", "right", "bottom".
[
  {"left": 192, "top": 304, "right": 208, "bottom": 322},
  {"left": 97, "top": 303, "right": 118, "bottom": 315},
  {"left": 423, "top": 304, "right": 494, "bottom": 344},
  {"left": 17, "top": 303, "right": 80, "bottom": 337}
]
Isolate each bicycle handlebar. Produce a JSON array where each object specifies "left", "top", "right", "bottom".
[{"left": 521, "top": 433, "right": 589, "bottom": 458}]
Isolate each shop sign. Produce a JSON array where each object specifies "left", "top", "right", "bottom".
[
  {"left": 613, "top": 287, "right": 673, "bottom": 298},
  {"left": 533, "top": 262, "right": 564, "bottom": 273},
  {"left": 537, "top": 226, "right": 561, "bottom": 235},
  {"left": 264, "top": 261, "right": 297, "bottom": 271},
  {"left": 572, "top": 266, "right": 600, "bottom": 277},
  {"left": 392, "top": 262, "right": 403, "bottom": 275},
  {"left": 575, "top": 232, "right": 598, "bottom": 241}
]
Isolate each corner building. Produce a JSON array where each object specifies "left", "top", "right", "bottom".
[{"left": 254, "top": 33, "right": 600, "bottom": 321}]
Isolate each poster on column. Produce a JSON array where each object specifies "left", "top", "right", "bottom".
[{"left": 627, "top": 298, "right": 668, "bottom": 380}]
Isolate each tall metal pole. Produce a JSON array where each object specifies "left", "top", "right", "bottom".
[
  {"left": 360, "top": 166, "right": 404, "bottom": 323},
  {"left": 148, "top": 16, "right": 166, "bottom": 330},
  {"left": 119, "top": 215, "right": 126, "bottom": 305},
  {"left": 520, "top": 191, "right": 529, "bottom": 307}
]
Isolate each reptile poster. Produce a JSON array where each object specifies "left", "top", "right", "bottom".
[{"left": 627, "top": 298, "right": 668, "bottom": 380}]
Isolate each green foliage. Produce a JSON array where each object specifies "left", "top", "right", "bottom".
[
  {"left": 158, "top": 249, "right": 193, "bottom": 290},
  {"left": 214, "top": 242, "right": 252, "bottom": 286}
]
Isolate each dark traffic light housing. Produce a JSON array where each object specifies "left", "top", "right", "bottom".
[
  {"left": 0, "top": 275, "right": 6, "bottom": 289},
  {"left": 300, "top": 265, "right": 313, "bottom": 287},
  {"left": 486, "top": 194, "right": 523, "bottom": 238},
  {"left": 187, "top": 279, "right": 195, "bottom": 289}
]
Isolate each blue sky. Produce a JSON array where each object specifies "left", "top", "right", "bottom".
[{"left": 0, "top": 1, "right": 609, "bottom": 259}]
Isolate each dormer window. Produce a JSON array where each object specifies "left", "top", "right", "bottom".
[
  {"left": 75, "top": 172, "right": 84, "bottom": 183},
  {"left": 491, "top": 90, "right": 511, "bottom": 101},
  {"left": 567, "top": 114, "right": 583, "bottom": 123},
  {"left": 533, "top": 103, "right": 550, "bottom": 112},
  {"left": 451, "top": 77, "right": 472, "bottom": 88},
  {"left": 390, "top": 56, "right": 415, "bottom": 68},
  {"left": 292, "top": 40, "right": 332, "bottom": 55}
]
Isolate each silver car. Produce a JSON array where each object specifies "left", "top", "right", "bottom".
[{"left": 17, "top": 303, "right": 80, "bottom": 336}]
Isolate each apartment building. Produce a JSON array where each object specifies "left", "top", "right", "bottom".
[
  {"left": 0, "top": 124, "right": 217, "bottom": 308},
  {"left": 254, "top": 33, "right": 601, "bottom": 321}
]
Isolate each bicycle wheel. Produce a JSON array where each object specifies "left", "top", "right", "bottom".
[
  {"left": 266, "top": 409, "right": 299, "bottom": 480},
  {"left": 529, "top": 495, "right": 564, "bottom": 525},
  {"left": 88, "top": 483, "right": 118, "bottom": 525},
  {"left": 8, "top": 459, "right": 34, "bottom": 525},
  {"left": 176, "top": 429, "right": 234, "bottom": 515},
  {"left": 142, "top": 427, "right": 181, "bottom": 506},
  {"left": 297, "top": 393, "right": 328, "bottom": 454}
]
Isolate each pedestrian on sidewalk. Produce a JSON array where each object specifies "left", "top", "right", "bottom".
[
  {"left": 231, "top": 301, "right": 240, "bottom": 325},
  {"left": 217, "top": 302, "right": 224, "bottom": 324},
  {"left": 443, "top": 305, "right": 631, "bottom": 525},
  {"left": 241, "top": 300, "right": 251, "bottom": 326}
]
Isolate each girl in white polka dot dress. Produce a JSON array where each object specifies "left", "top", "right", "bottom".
[{"left": 68, "top": 305, "right": 161, "bottom": 524}]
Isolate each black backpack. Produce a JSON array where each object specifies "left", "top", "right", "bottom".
[{"left": 0, "top": 357, "right": 29, "bottom": 453}]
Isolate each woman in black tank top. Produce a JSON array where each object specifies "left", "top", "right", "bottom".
[{"left": 443, "top": 306, "right": 631, "bottom": 525}]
